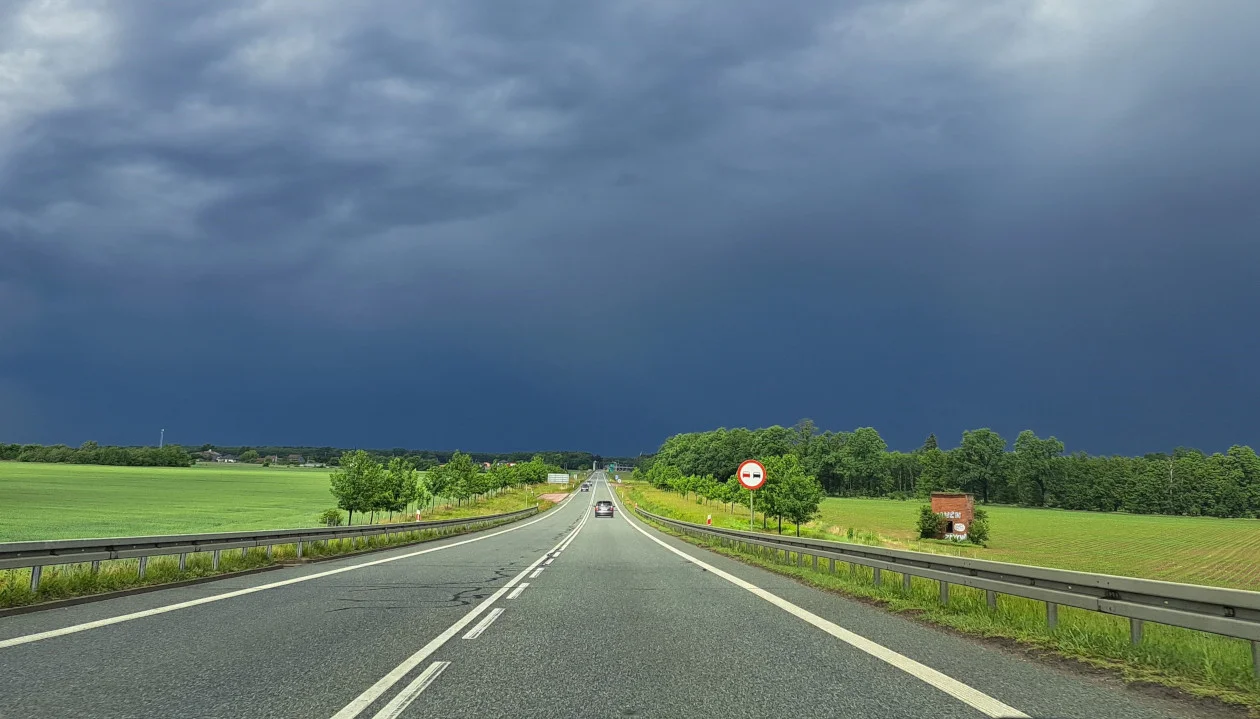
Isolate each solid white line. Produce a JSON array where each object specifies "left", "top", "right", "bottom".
[
  {"left": 529, "top": 568, "right": 544, "bottom": 579},
  {"left": 507, "top": 583, "right": 529, "bottom": 600},
  {"left": 609, "top": 491, "right": 1029, "bottom": 719},
  {"left": 328, "top": 504, "right": 590, "bottom": 719},
  {"left": 461, "top": 607, "right": 505, "bottom": 640},
  {"left": 0, "top": 494, "right": 576, "bottom": 651},
  {"left": 369, "top": 661, "right": 450, "bottom": 719}
]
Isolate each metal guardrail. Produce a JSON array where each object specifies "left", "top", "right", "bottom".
[
  {"left": 1, "top": 507, "right": 539, "bottom": 591},
  {"left": 635, "top": 507, "right": 1260, "bottom": 677}
]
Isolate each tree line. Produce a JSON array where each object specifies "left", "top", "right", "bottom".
[
  {"left": 328, "top": 450, "right": 567, "bottom": 524},
  {"left": 637, "top": 454, "right": 825, "bottom": 536},
  {"left": 639, "top": 421, "right": 1260, "bottom": 518},
  {"left": 0, "top": 442, "right": 194, "bottom": 467},
  {"left": 0, "top": 442, "right": 633, "bottom": 472}
]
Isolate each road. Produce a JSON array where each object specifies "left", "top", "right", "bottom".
[{"left": 0, "top": 472, "right": 1214, "bottom": 719}]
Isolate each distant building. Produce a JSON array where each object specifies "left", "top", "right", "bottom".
[
  {"left": 287, "top": 454, "right": 304, "bottom": 465},
  {"left": 264, "top": 455, "right": 280, "bottom": 464},
  {"left": 199, "top": 450, "right": 222, "bottom": 461},
  {"left": 216, "top": 454, "right": 238, "bottom": 463}
]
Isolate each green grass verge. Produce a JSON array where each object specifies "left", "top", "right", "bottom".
[
  {"left": 0, "top": 495, "right": 552, "bottom": 610},
  {"left": 619, "top": 485, "right": 1260, "bottom": 714},
  {"left": 622, "top": 483, "right": 1260, "bottom": 590}
]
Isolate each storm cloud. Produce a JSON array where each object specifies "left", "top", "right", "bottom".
[{"left": 2, "top": 0, "right": 1258, "bottom": 454}]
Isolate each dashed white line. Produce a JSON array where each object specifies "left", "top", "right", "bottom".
[
  {"left": 461, "top": 608, "right": 505, "bottom": 640},
  {"left": 507, "top": 583, "right": 529, "bottom": 600},
  {"left": 529, "top": 568, "right": 544, "bottom": 579},
  {"left": 329, "top": 494, "right": 593, "bottom": 719},
  {"left": 609, "top": 490, "right": 1029, "bottom": 719},
  {"left": 544, "top": 557, "right": 555, "bottom": 565},
  {"left": 369, "top": 661, "right": 450, "bottom": 719}
]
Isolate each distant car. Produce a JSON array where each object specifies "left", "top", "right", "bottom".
[
  {"left": 594, "top": 500, "right": 614, "bottom": 518},
  {"left": 580, "top": 485, "right": 589, "bottom": 492}
]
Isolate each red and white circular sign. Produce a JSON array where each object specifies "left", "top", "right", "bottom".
[{"left": 737, "top": 459, "right": 766, "bottom": 490}]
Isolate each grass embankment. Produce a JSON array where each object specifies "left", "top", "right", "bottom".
[
  {"left": 623, "top": 483, "right": 1260, "bottom": 590},
  {"left": 619, "top": 483, "right": 1260, "bottom": 712},
  {"left": 0, "top": 461, "right": 560, "bottom": 609}
]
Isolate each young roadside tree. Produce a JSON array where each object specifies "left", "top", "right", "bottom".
[
  {"left": 444, "top": 451, "right": 480, "bottom": 506},
  {"left": 776, "top": 464, "right": 825, "bottom": 536},
  {"left": 329, "top": 450, "right": 385, "bottom": 525},
  {"left": 379, "top": 457, "right": 420, "bottom": 521}
]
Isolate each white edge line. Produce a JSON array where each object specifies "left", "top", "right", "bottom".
[
  {"left": 0, "top": 494, "right": 576, "bottom": 651},
  {"left": 608, "top": 489, "right": 1029, "bottom": 719},
  {"left": 507, "top": 583, "right": 529, "bottom": 600},
  {"left": 330, "top": 501, "right": 591, "bottom": 719},
  {"left": 461, "top": 607, "right": 505, "bottom": 640},
  {"left": 370, "top": 661, "right": 451, "bottom": 719}
]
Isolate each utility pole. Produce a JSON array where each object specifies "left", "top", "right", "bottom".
[{"left": 159, "top": 429, "right": 165, "bottom": 449}]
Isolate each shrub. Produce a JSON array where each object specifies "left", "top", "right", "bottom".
[
  {"left": 916, "top": 504, "right": 945, "bottom": 538},
  {"left": 968, "top": 508, "right": 990, "bottom": 545},
  {"left": 318, "top": 508, "right": 344, "bottom": 527}
]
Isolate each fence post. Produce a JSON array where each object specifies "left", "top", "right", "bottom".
[
  {"left": 1046, "top": 602, "right": 1058, "bottom": 630},
  {"left": 940, "top": 581, "right": 950, "bottom": 605},
  {"left": 1130, "top": 618, "right": 1143, "bottom": 645},
  {"left": 212, "top": 550, "right": 221, "bottom": 570},
  {"left": 986, "top": 590, "right": 997, "bottom": 610},
  {"left": 138, "top": 556, "right": 148, "bottom": 579},
  {"left": 29, "top": 565, "right": 41, "bottom": 592},
  {"left": 873, "top": 567, "right": 882, "bottom": 586}
]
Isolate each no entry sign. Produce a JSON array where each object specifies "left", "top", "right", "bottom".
[{"left": 737, "top": 459, "right": 766, "bottom": 490}]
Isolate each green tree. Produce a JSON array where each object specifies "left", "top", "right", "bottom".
[
  {"left": 378, "top": 457, "right": 420, "bottom": 520},
  {"left": 778, "top": 467, "right": 825, "bottom": 536},
  {"left": 329, "top": 450, "right": 384, "bottom": 525},
  {"left": 1011, "top": 430, "right": 1064, "bottom": 506},
  {"left": 953, "top": 429, "right": 1007, "bottom": 504},
  {"left": 239, "top": 449, "right": 260, "bottom": 463},
  {"left": 921, "top": 433, "right": 938, "bottom": 452}
]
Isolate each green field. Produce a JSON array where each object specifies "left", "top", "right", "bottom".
[
  {"left": 624, "top": 485, "right": 1260, "bottom": 591},
  {"left": 0, "top": 462, "right": 432, "bottom": 541}
]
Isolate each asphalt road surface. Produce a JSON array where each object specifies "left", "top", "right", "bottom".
[{"left": 0, "top": 473, "right": 1218, "bottom": 719}]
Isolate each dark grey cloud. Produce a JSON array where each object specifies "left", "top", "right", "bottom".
[{"left": 2, "top": 0, "right": 1258, "bottom": 452}]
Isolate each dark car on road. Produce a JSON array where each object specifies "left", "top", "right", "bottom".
[{"left": 594, "top": 500, "right": 614, "bottom": 518}]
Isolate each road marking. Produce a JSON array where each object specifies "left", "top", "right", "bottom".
[
  {"left": 0, "top": 494, "right": 577, "bottom": 651},
  {"left": 368, "top": 661, "right": 450, "bottom": 719},
  {"left": 507, "top": 583, "right": 529, "bottom": 600},
  {"left": 461, "top": 608, "right": 505, "bottom": 640},
  {"left": 544, "top": 557, "right": 555, "bottom": 565},
  {"left": 610, "top": 492, "right": 1029, "bottom": 719},
  {"left": 530, "top": 568, "right": 544, "bottom": 579},
  {"left": 329, "top": 498, "right": 593, "bottom": 719}
]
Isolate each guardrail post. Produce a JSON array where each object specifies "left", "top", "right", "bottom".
[
  {"left": 939, "top": 581, "right": 949, "bottom": 605},
  {"left": 873, "top": 567, "right": 881, "bottom": 586},
  {"left": 796, "top": 552, "right": 803, "bottom": 567},
  {"left": 1046, "top": 602, "right": 1058, "bottom": 630},
  {"left": 902, "top": 573, "right": 911, "bottom": 593},
  {"left": 849, "top": 562, "right": 856, "bottom": 578},
  {"left": 240, "top": 547, "right": 248, "bottom": 559},
  {"left": 179, "top": 553, "right": 187, "bottom": 572},
  {"left": 29, "top": 565, "right": 41, "bottom": 592},
  {"left": 1252, "top": 641, "right": 1259, "bottom": 680},
  {"left": 986, "top": 590, "right": 997, "bottom": 610},
  {"left": 212, "top": 550, "right": 221, "bottom": 570},
  {"left": 1130, "top": 618, "right": 1143, "bottom": 645},
  {"left": 812, "top": 555, "right": 818, "bottom": 571},
  {"left": 138, "top": 556, "right": 148, "bottom": 579},
  {"left": 91, "top": 560, "right": 100, "bottom": 574},
  {"left": 266, "top": 544, "right": 273, "bottom": 560},
  {"left": 296, "top": 540, "right": 304, "bottom": 559},
  {"left": 829, "top": 557, "right": 836, "bottom": 574}
]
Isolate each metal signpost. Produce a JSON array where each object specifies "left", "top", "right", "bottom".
[{"left": 736, "top": 459, "right": 766, "bottom": 530}]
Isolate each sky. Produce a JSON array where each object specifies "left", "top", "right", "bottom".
[{"left": 2, "top": 0, "right": 1259, "bottom": 456}]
